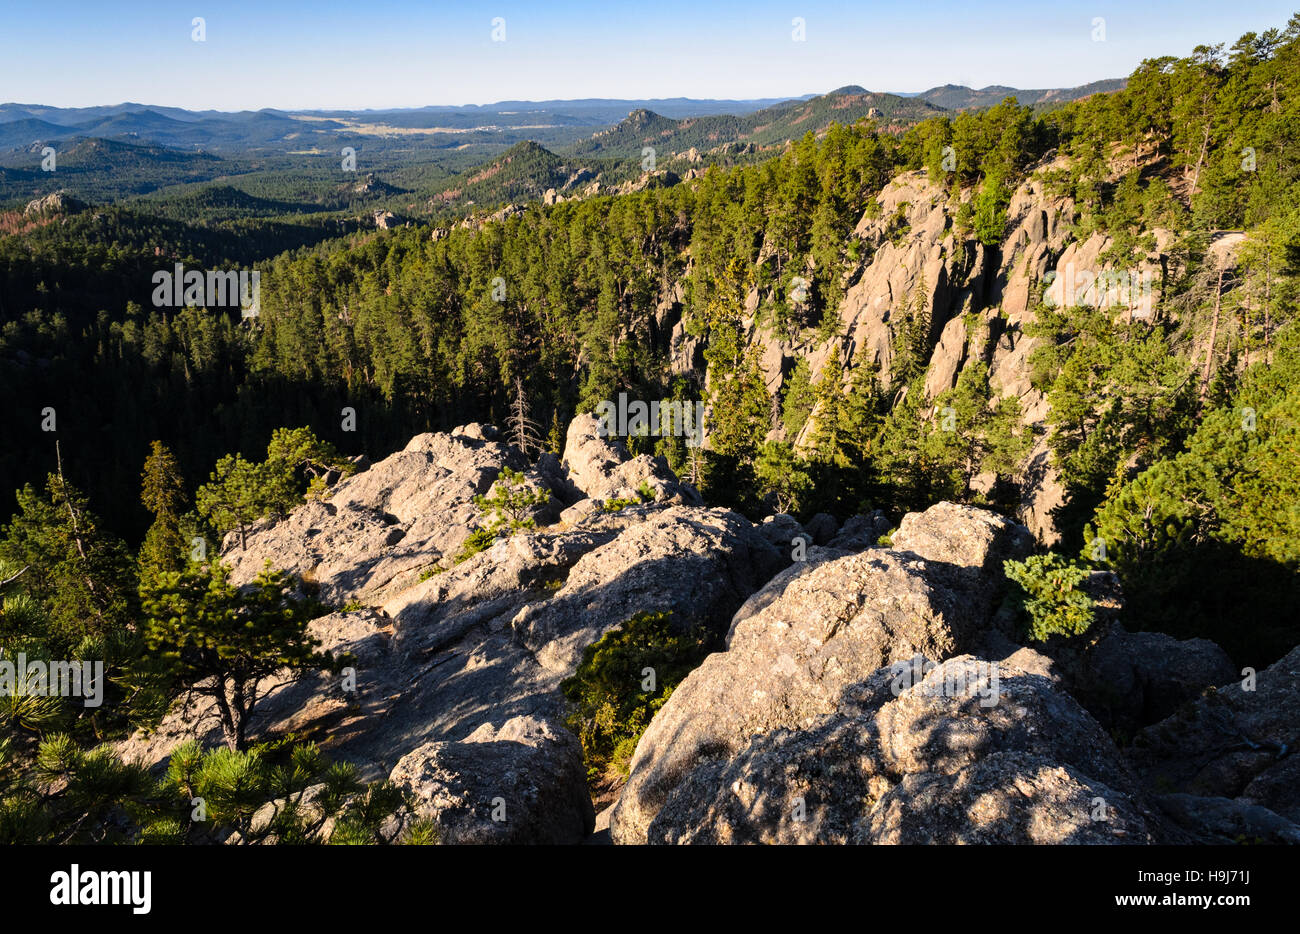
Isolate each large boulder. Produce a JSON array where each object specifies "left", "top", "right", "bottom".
[
  {"left": 1071, "top": 624, "right": 1237, "bottom": 732},
  {"left": 387, "top": 715, "right": 594, "bottom": 844},
  {"left": 891, "top": 500, "right": 1035, "bottom": 579},
  {"left": 561, "top": 414, "right": 633, "bottom": 496},
  {"left": 802, "top": 512, "right": 838, "bottom": 545},
  {"left": 610, "top": 502, "right": 1035, "bottom": 844},
  {"left": 756, "top": 513, "right": 806, "bottom": 551},
  {"left": 826, "top": 512, "right": 891, "bottom": 551},
  {"left": 1153, "top": 793, "right": 1300, "bottom": 846},
  {"left": 864, "top": 751, "right": 1162, "bottom": 844},
  {"left": 511, "top": 506, "right": 784, "bottom": 673},
  {"left": 561, "top": 413, "right": 700, "bottom": 506},
  {"left": 1129, "top": 645, "right": 1300, "bottom": 824},
  {"left": 220, "top": 426, "right": 530, "bottom": 605},
  {"left": 638, "top": 656, "right": 1172, "bottom": 844}
]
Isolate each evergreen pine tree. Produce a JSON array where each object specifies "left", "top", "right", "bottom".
[
  {"left": 547, "top": 409, "right": 565, "bottom": 455},
  {"left": 140, "top": 560, "right": 334, "bottom": 751},
  {"left": 780, "top": 358, "right": 816, "bottom": 438},
  {"left": 139, "top": 441, "right": 187, "bottom": 580},
  {"left": 195, "top": 454, "right": 266, "bottom": 552},
  {"left": 0, "top": 468, "right": 134, "bottom": 650}
]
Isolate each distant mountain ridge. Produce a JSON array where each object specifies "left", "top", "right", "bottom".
[
  {"left": 0, "top": 137, "right": 227, "bottom": 202},
  {"left": 911, "top": 78, "right": 1127, "bottom": 110},
  {"left": 0, "top": 105, "right": 322, "bottom": 152},
  {"left": 0, "top": 82, "right": 1124, "bottom": 158},
  {"left": 0, "top": 82, "right": 1127, "bottom": 209},
  {"left": 567, "top": 86, "right": 942, "bottom": 161},
  {"left": 0, "top": 97, "right": 802, "bottom": 127},
  {"left": 0, "top": 97, "right": 798, "bottom": 147}
]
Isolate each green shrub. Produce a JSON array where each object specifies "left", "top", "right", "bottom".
[
  {"left": 454, "top": 467, "right": 550, "bottom": 563},
  {"left": 886, "top": 201, "right": 912, "bottom": 246},
  {"left": 602, "top": 482, "right": 656, "bottom": 512},
  {"left": 0, "top": 733, "right": 419, "bottom": 844},
  {"left": 972, "top": 175, "right": 1011, "bottom": 246},
  {"left": 560, "top": 611, "right": 711, "bottom": 785},
  {"left": 473, "top": 467, "right": 549, "bottom": 530},
  {"left": 453, "top": 527, "right": 499, "bottom": 564},
  {"left": 1003, "top": 553, "right": 1096, "bottom": 642},
  {"left": 159, "top": 737, "right": 419, "bottom": 844}
]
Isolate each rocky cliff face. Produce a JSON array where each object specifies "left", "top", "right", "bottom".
[
  {"left": 660, "top": 158, "right": 1172, "bottom": 545},
  {"left": 118, "top": 418, "right": 1300, "bottom": 845}
]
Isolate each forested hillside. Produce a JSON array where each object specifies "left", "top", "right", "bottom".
[
  {"left": 569, "top": 86, "right": 941, "bottom": 161},
  {"left": 2, "top": 12, "right": 1300, "bottom": 848},
  {"left": 917, "top": 78, "right": 1129, "bottom": 111},
  {"left": 6, "top": 17, "right": 1300, "bottom": 659}
]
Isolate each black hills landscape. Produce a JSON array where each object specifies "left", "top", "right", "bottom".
[{"left": 1, "top": 4, "right": 1298, "bottom": 907}]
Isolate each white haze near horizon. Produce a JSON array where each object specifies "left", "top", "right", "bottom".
[{"left": 0, "top": 0, "right": 1296, "bottom": 111}]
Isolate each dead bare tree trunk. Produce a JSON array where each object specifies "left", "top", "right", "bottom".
[
  {"left": 1265, "top": 249, "right": 1273, "bottom": 364},
  {"left": 55, "top": 441, "right": 102, "bottom": 603},
  {"left": 1242, "top": 289, "right": 1251, "bottom": 369},
  {"left": 507, "top": 376, "right": 544, "bottom": 458},
  {"left": 1188, "top": 120, "right": 1211, "bottom": 202},
  {"left": 1199, "top": 266, "right": 1225, "bottom": 406}
]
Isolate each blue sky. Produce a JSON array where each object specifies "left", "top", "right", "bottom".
[{"left": 2, "top": 0, "right": 1296, "bottom": 110}]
